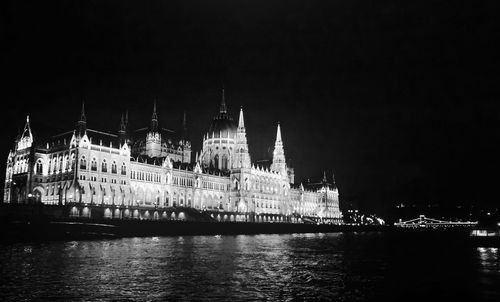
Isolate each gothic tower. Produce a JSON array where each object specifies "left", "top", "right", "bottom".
[
  {"left": 233, "top": 107, "right": 251, "bottom": 169},
  {"left": 232, "top": 108, "right": 251, "bottom": 168},
  {"left": 118, "top": 112, "right": 128, "bottom": 146},
  {"left": 5, "top": 116, "right": 35, "bottom": 203},
  {"left": 145, "top": 101, "right": 162, "bottom": 157},
  {"left": 271, "top": 123, "right": 287, "bottom": 175},
  {"left": 180, "top": 110, "right": 192, "bottom": 163}
]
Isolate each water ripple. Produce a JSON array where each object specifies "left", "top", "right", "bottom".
[{"left": 0, "top": 233, "right": 498, "bottom": 301}]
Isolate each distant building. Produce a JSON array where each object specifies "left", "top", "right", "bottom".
[{"left": 3, "top": 91, "right": 342, "bottom": 223}]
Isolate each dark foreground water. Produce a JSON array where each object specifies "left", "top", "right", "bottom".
[{"left": 0, "top": 232, "right": 499, "bottom": 301}]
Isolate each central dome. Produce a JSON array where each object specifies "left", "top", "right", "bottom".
[
  {"left": 206, "top": 88, "right": 237, "bottom": 139},
  {"left": 207, "top": 114, "right": 237, "bottom": 139}
]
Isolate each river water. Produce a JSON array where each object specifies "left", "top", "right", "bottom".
[{"left": 0, "top": 232, "right": 499, "bottom": 301}]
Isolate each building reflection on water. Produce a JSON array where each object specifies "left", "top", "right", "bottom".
[{"left": 1, "top": 234, "right": 500, "bottom": 301}]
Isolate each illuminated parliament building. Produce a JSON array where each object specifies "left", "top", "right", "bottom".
[{"left": 3, "top": 92, "right": 342, "bottom": 223}]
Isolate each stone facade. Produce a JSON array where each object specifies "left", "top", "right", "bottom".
[{"left": 3, "top": 93, "right": 342, "bottom": 223}]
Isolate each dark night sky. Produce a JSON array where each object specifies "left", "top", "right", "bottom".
[{"left": 1, "top": 0, "right": 499, "bottom": 214}]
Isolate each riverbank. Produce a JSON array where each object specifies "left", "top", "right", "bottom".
[
  {"left": 0, "top": 203, "right": 357, "bottom": 241},
  {"left": 0, "top": 217, "right": 389, "bottom": 242},
  {"left": 1, "top": 204, "right": 481, "bottom": 243}
]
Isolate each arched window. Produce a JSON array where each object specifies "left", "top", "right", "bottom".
[
  {"left": 43, "top": 159, "right": 48, "bottom": 175},
  {"left": 121, "top": 163, "right": 126, "bottom": 175},
  {"left": 101, "top": 160, "right": 107, "bottom": 173},
  {"left": 222, "top": 154, "right": 228, "bottom": 170},
  {"left": 70, "top": 153, "right": 75, "bottom": 170},
  {"left": 111, "top": 161, "right": 117, "bottom": 174},
  {"left": 91, "top": 158, "right": 97, "bottom": 171},
  {"left": 51, "top": 158, "right": 57, "bottom": 173},
  {"left": 33, "top": 188, "right": 42, "bottom": 202},
  {"left": 36, "top": 160, "right": 43, "bottom": 174},
  {"left": 214, "top": 155, "right": 219, "bottom": 169},
  {"left": 63, "top": 155, "right": 69, "bottom": 171},
  {"left": 80, "top": 156, "right": 87, "bottom": 170}
]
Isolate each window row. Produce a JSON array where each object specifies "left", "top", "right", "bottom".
[
  {"left": 202, "top": 181, "right": 227, "bottom": 191},
  {"left": 36, "top": 154, "right": 76, "bottom": 175},
  {"left": 256, "top": 202, "right": 280, "bottom": 209},
  {"left": 173, "top": 177, "right": 194, "bottom": 187},
  {"left": 13, "top": 160, "right": 30, "bottom": 174},
  {"left": 79, "top": 156, "right": 126, "bottom": 175},
  {"left": 131, "top": 170, "right": 161, "bottom": 182},
  {"left": 78, "top": 174, "right": 126, "bottom": 185}
]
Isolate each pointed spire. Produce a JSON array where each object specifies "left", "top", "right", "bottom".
[
  {"left": 151, "top": 100, "right": 158, "bottom": 132},
  {"left": 323, "top": 171, "right": 327, "bottom": 183},
  {"left": 234, "top": 105, "right": 252, "bottom": 169},
  {"left": 23, "top": 115, "right": 32, "bottom": 137},
  {"left": 182, "top": 110, "right": 187, "bottom": 131},
  {"left": 181, "top": 110, "right": 188, "bottom": 142},
  {"left": 238, "top": 106, "right": 245, "bottom": 129},
  {"left": 125, "top": 110, "right": 129, "bottom": 125},
  {"left": 16, "top": 115, "right": 33, "bottom": 150},
  {"left": 76, "top": 101, "right": 87, "bottom": 137},
  {"left": 220, "top": 86, "right": 227, "bottom": 114},
  {"left": 276, "top": 122, "right": 282, "bottom": 143},
  {"left": 118, "top": 111, "right": 129, "bottom": 146},
  {"left": 152, "top": 99, "right": 158, "bottom": 119},
  {"left": 120, "top": 113, "right": 126, "bottom": 131},
  {"left": 271, "top": 122, "right": 286, "bottom": 174},
  {"left": 80, "top": 101, "right": 86, "bottom": 123},
  {"left": 332, "top": 172, "right": 337, "bottom": 188}
]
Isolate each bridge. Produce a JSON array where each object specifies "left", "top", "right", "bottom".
[{"left": 394, "top": 215, "right": 477, "bottom": 229}]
